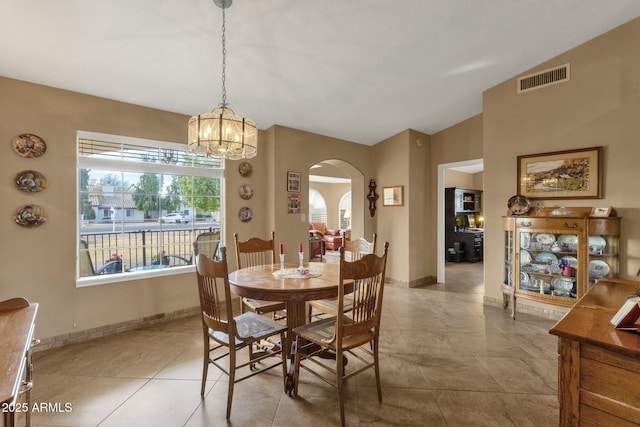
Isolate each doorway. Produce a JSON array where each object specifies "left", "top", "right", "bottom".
[
  {"left": 308, "top": 160, "right": 365, "bottom": 239},
  {"left": 437, "top": 159, "right": 484, "bottom": 284}
]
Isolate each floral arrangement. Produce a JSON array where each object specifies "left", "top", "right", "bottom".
[
  {"left": 110, "top": 253, "right": 122, "bottom": 261},
  {"left": 152, "top": 250, "right": 169, "bottom": 265}
]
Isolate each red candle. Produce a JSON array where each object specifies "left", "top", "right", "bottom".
[
  {"left": 299, "top": 242, "right": 303, "bottom": 253},
  {"left": 279, "top": 243, "right": 284, "bottom": 255}
]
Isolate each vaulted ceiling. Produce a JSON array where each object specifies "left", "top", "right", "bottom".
[{"left": 2, "top": 1, "right": 640, "bottom": 145}]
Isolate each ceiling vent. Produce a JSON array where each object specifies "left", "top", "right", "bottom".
[{"left": 517, "top": 63, "right": 570, "bottom": 93}]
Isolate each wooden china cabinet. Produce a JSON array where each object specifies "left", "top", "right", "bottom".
[{"left": 502, "top": 207, "right": 620, "bottom": 318}]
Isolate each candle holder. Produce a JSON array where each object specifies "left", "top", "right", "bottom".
[{"left": 279, "top": 254, "right": 285, "bottom": 272}]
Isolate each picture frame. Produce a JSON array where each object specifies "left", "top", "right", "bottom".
[
  {"left": 517, "top": 146, "right": 602, "bottom": 199},
  {"left": 287, "top": 171, "right": 301, "bottom": 192},
  {"left": 287, "top": 192, "right": 301, "bottom": 214},
  {"left": 590, "top": 206, "right": 612, "bottom": 217},
  {"left": 382, "top": 186, "right": 403, "bottom": 206}
]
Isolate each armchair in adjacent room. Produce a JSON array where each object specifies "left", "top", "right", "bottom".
[{"left": 309, "top": 222, "right": 343, "bottom": 250}]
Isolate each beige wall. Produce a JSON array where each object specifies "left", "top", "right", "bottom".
[
  {"left": 372, "top": 129, "right": 431, "bottom": 286},
  {"left": 0, "top": 77, "right": 197, "bottom": 339},
  {"left": 0, "top": 79, "right": 429, "bottom": 340},
  {"left": 224, "top": 128, "right": 273, "bottom": 271},
  {"left": 444, "top": 170, "right": 482, "bottom": 189},
  {"left": 430, "top": 115, "right": 484, "bottom": 273},
  {"left": 482, "top": 17, "right": 640, "bottom": 311},
  {"left": 268, "top": 125, "right": 375, "bottom": 265}
]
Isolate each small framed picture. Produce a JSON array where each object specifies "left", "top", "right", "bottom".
[
  {"left": 590, "top": 207, "right": 612, "bottom": 217},
  {"left": 382, "top": 186, "right": 403, "bottom": 206},
  {"left": 288, "top": 192, "right": 301, "bottom": 214},
  {"left": 287, "top": 171, "right": 301, "bottom": 192}
]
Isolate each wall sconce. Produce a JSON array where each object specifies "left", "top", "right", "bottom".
[{"left": 367, "top": 179, "right": 379, "bottom": 217}]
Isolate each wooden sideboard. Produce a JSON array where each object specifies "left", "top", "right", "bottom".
[
  {"left": 549, "top": 278, "right": 640, "bottom": 426},
  {"left": 0, "top": 298, "right": 38, "bottom": 427}
]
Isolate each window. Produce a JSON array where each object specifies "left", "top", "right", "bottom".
[
  {"left": 338, "top": 191, "right": 351, "bottom": 229},
  {"left": 77, "top": 131, "right": 224, "bottom": 287},
  {"left": 309, "top": 189, "right": 327, "bottom": 224}
]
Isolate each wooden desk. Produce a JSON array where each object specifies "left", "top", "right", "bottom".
[
  {"left": 0, "top": 298, "right": 38, "bottom": 427},
  {"left": 549, "top": 278, "right": 640, "bottom": 426},
  {"left": 228, "top": 262, "right": 343, "bottom": 392}
]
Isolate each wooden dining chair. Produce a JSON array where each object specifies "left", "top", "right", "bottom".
[
  {"left": 308, "top": 234, "right": 377, "bottom": 320},
  {"left": 234, "top": 232, "right": 286, "bottom": 318},
  {"left": 195, "top": 248, "right": 287, "bottom": 419},
  {"left": 292, "top": 242, "right": 389, "bottom": 427}
]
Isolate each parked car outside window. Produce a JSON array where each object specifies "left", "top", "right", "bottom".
[{"left": 159, "top": 213, "right": 191, "bottom": 224}]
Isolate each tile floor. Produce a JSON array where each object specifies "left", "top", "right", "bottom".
[{"left": 23, "top": 262, "right": 559, "bottom": 426}]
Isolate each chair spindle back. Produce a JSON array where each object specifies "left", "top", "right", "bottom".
[{"left": 234, "top": 232, "right": 276, "bottom": 269}]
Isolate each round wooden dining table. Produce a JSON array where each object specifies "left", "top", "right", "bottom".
[{"left": 228, "top": 262, "right": 343, "bottom": 393}]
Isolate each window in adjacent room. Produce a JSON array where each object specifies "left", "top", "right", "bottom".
[
  {"left": 309, "top": 189, "right": 327, "bottom": 224},
  {"left": 338, "top": 191, "right": 351, "bottom": 229}
]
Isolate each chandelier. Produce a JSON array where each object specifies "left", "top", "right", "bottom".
[{"left": 188, "top": 0, "right": 257, "bottom": 160}]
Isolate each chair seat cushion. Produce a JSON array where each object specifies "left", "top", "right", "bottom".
[{"left": 211, "top": 311, "right": 286, "bottom": 346}]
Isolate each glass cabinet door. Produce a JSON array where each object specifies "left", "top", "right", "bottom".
[
  {"left": 587, "top": 233, "right": 618, "bottom": 287},
  {"left": 504, "top": 228, "right": 514, "bottom": 288},
  {"left": 518, "top": 230, "right": 579, "bottom": 299}
]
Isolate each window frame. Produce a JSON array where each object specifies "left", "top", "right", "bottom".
[
  {"left": 309, "top": 188, "right": 327, "bottom": 224},
  {"left": 76, "top": 130, "right": 224, "bottom": 287}
]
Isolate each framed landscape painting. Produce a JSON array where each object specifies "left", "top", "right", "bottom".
[{"left": 517, "top": 146, "right": 602, "bottom": 199}]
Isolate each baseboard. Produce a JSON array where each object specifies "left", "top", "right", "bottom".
[
  {"left": 385, "top": 276, "right": 436, "bottom": 288},
  {"left": 483, "top": 296, "right": 566, "bottom": 320},
  {"left": 34, "top": 305, "right": 201, "bottom": 352}
]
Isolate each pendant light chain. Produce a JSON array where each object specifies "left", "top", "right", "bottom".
[
  {"left": 188, "top": 0, "right": 258, "bottom": 160},
  {"left": 221, "top": 5, "right": 227, "bottom": 107}
]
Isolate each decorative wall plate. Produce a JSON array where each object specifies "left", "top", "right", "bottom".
[
  {"left": 15, "top": 170, "right": 47, "bottom": 193},
  {"left": 238, "top": 161, "right": 252, "bottom": 177},
  {"left": 11, "top": 134, "right": 47, "bottom": 158},
  {"left": 239, "top": 184, "right": 254, "bottom": 200},
  {"left": 15, "top": 204, "right": 47, "bottom": 227},
  {"left": 238, "top": 206, "right": 253, "bottom": 222},
  {"left": 507, "top": 195, "right": 530, "bottom": 215}
]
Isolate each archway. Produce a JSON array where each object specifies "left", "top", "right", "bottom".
[{"left": 308, "top": 160, "right": 365, "bottom": 239}]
